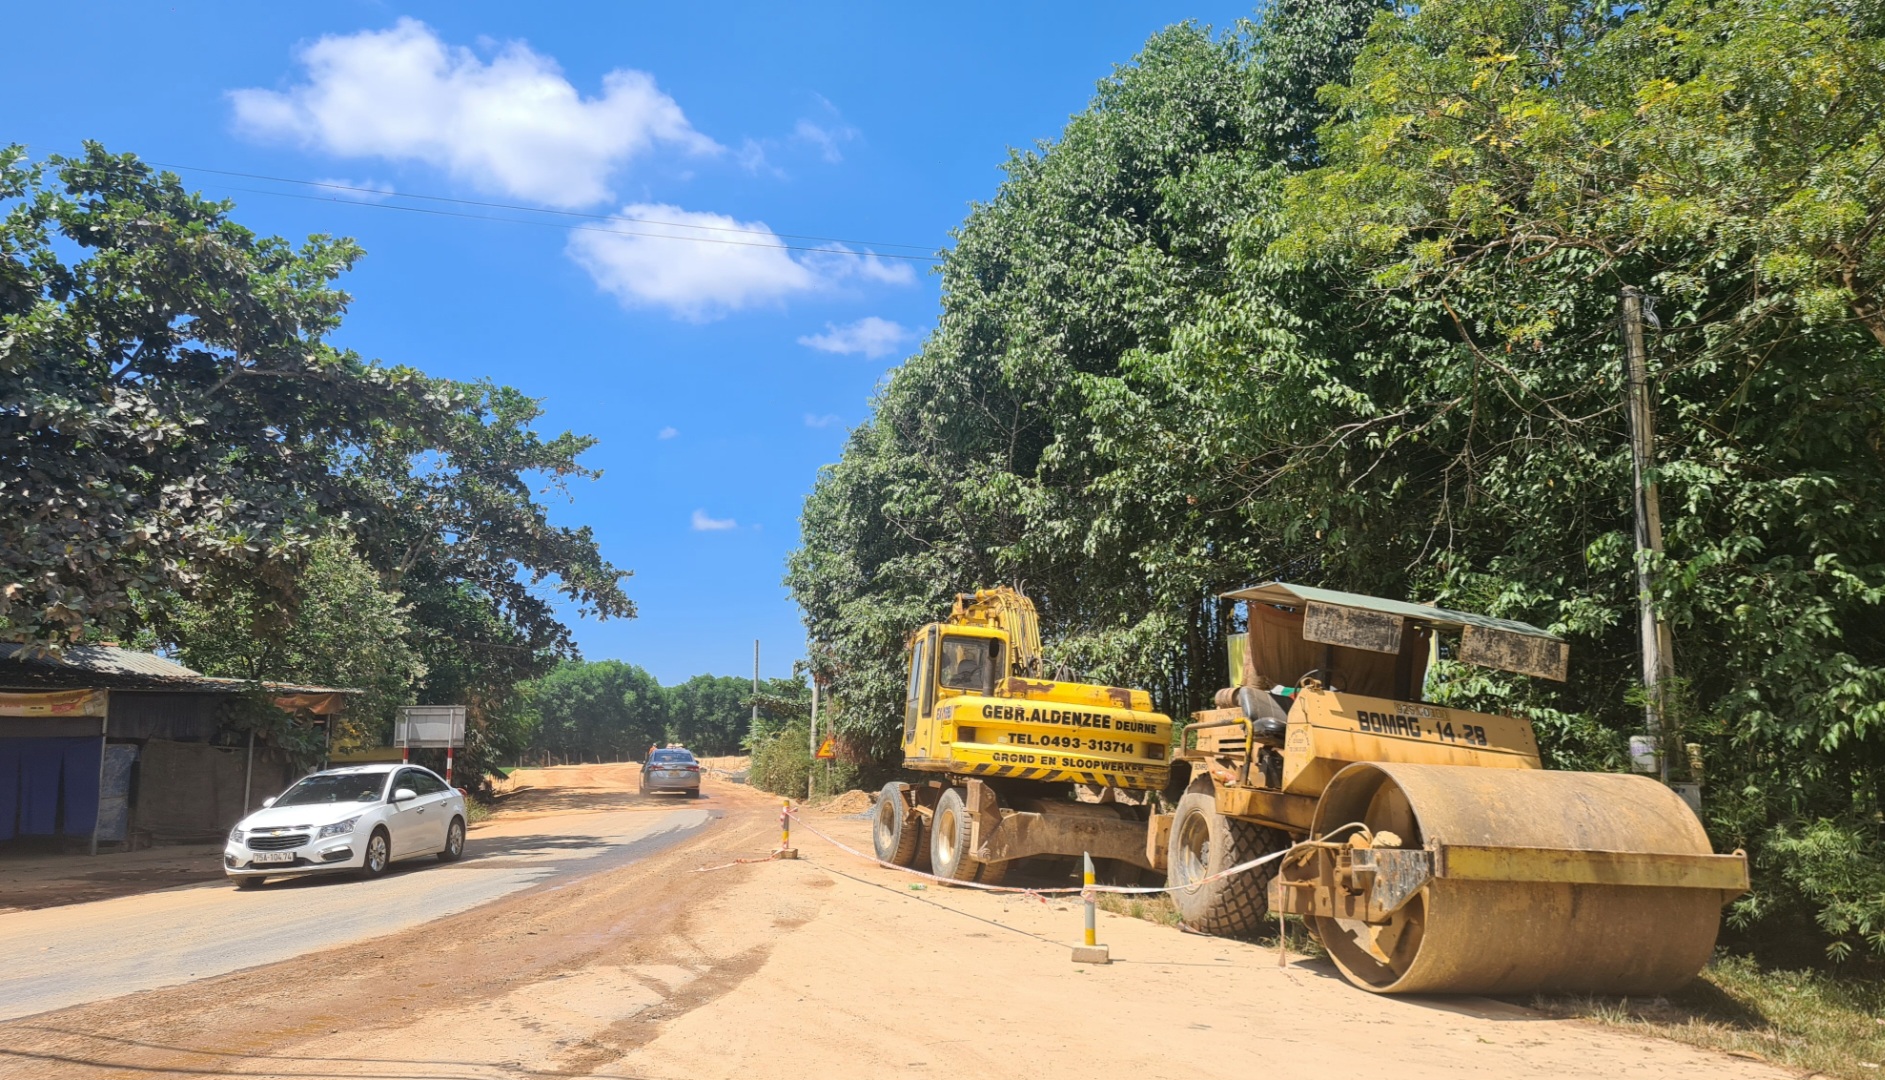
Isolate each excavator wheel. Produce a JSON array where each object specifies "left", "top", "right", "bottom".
[
  {"left": 929, "top": 787, "right": 1004, "bottom": 884},
  {"left": 1166, "top": 792, "right": 1288, "bottom": 937},
  {"left": 872, "top": 782, "right": 925, "bottom": 868}
]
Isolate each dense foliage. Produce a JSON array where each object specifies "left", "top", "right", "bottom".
[
  {"left": 1, "top": 145, "right": 634, "bottom": 782},
  {"left": 530, "top": 660, "right": 669, "bottom": 761},
  {"left": 159, "top": 533, "right": 425, "bottom": 750},
  {"left": 523, "top": 663, "right": 793, "bottom": 762},
  {"left": 788, "top": 0, "right": 1885, "bottom": 962},
  {"left": 668, "top": 673, "right": 762, "bottom": 755}
]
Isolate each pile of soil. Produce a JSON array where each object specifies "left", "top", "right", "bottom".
[{"left": 819, "top": 789, "right": 874, "bottom": 815}]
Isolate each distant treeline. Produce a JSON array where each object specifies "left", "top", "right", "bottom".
[{"left": 523, "top": 661, "right": 808, "bottom": 761}]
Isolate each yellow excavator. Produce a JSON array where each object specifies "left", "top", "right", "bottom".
[
  {"left": 873, "top": 583, "right": 1749, "bottom": 995},
  {"left": 872, "top": 587, "right": 1175, "bottom": 886}
]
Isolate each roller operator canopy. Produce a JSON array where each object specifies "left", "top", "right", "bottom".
[{"left": 1221, "top": 582, "right": 1569, "bottom": 682}]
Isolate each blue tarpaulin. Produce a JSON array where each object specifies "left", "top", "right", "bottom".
[
  {"left": 62, "top": 738, "right": 100, "bottom": 837},
  {"left": 0, "top": 742, "right": 17, "bottom": 841},
  {"left": 2, "top": 737, "right": 102, "bottom": 839},
  {"left": 18, "top": 741, "right": 63, "bottom": 835}
]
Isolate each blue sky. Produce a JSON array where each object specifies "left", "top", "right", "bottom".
[{"left": 4, "top": 2, "right": 1251, "bottom": 685}]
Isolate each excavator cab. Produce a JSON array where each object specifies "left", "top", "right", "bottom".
[{"left": 903, "top": 622, "right": 1010, "bottom": 758}]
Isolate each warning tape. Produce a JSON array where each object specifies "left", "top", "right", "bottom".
[{"left": 767, "top": 804, "right": 1370, "bottom": 898}]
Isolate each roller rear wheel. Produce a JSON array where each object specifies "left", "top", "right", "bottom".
[{"left": 1165, "top": 792, "right": 1287, "bottom": 937}]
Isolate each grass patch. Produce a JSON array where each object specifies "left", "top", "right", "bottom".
[
  {"left": 1096, "top": 891, "right": 1186, "bottom": 928},
  {"left": 465, "top": 798, "right": 494, "bottom": 824},
  {"left": 1533, "top": 954, "right": 1885, "bottom": 1079}
]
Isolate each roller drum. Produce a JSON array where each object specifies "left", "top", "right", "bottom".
[{"left": 1311, "top": 762, "right": 1726, "bottom": 996}]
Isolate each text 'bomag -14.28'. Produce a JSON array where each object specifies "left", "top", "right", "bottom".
[{"left": 872, "top": 583, "right": 1749, "bottom": 996}]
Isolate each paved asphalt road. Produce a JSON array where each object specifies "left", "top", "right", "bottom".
[{"left": 0, "top": 805, "right": 714, "bottom": 1021}]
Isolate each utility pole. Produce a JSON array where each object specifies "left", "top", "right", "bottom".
[
  {"left": 807, "top": 669, "right": 818, "bottom": 802},
  {"left": 752, "top": 639, "right": 760, "bottom": 733},
  {"left": 1621, "top": 286, "right": 1676, "bottom": 783}
]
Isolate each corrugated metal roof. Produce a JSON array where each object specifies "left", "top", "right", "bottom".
[
  {"left": 1219, "top": 581, "right": 1563, "bottom": 641},
  {"left": 0, "top": 644, "right": 204, "bottom": 678},
  {"left": 0, "top": 645, "right": 355, "bottom": 695}
]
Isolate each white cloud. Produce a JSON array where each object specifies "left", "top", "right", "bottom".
[
  {"left": 657, "top": 426, "right": 678, "bottom": 439},
  {"left": 231, "top": 18, "right": 718, "bottom": 208},
  {"left": 735, "top": 137, "right": 783, "bottom": 177},
  {"left": 568, "top": 204, "right": 914, "bottom": 320},
  {"left": 804, "top": 413, "right": 842, "bottom": 428},
  {"left": 691, "top": 509, "right": 737, "bottom": 531},
  {"left": 794, "top": 119, "right": 856, "bottom": 164},
  {"left": 797, "top": 316, "right": 913, "bottom": 359}
]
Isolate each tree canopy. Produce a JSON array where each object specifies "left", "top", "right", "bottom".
[
  {"left": 788, "top": 0, "right": 1885, "bottom": 961},
  {"left": 520, "top": 664, "right": 781, "bottom": 761},
  {"left": 1, "top": 144, "right": 634, "bottom": 781}
]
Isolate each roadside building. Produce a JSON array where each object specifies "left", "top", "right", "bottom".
[{"left": 0, "top": 645, "right": 350, "bottom": 853}]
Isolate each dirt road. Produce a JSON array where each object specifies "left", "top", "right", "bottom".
[
  {"left": 0, "top": 796, "right": 712, "bottom": 1020},
  {"left": 0, "top": 766, "right": 1796, "bottom": 1079}
]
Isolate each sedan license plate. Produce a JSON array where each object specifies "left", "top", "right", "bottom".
[
  {"left": 660, "top": 770, "right": 688, "bottom": 779},
  {"left": 251, "top": 851, "right": 296, "bottom": 864}
]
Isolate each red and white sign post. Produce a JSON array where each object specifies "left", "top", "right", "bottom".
[{"left": 396, "top": 706, "right": 467, "bottom": 788}]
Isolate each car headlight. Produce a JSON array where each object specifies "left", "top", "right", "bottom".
[
  {"left": 228, "top": 827, "right": 245, "bottom": 843},
  {"left": 317, "top": 816, "right": 361, "bottom": 839}
]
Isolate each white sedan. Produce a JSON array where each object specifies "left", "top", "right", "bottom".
[{"left": 225, "top": 764, "right": 467, "bottom": 887}]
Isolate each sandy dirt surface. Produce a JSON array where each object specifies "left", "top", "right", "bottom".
[
  {"left": 0, "top": 769, "right": 1797, "bottom": 1080},
  {"left": 0, "top": 841, "right": 229, "bottom": 912}
]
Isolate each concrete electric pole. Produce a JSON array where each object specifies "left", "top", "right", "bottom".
[{"left": 1620, "top": 286, "right": 1676, "bottom": 783}]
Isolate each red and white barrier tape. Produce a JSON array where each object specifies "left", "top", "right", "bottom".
[{"left": 764, "top": 804, "right": 1368, "bottom": 897}]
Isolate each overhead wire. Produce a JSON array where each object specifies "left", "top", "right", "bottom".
[{"left": 140, "top": 160, "right": 946, "bottom": 262}]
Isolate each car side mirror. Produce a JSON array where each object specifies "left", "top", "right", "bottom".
[
  {"left": 261, "top": 796, "right": 276, "bottom": 808},
  {"left": 393, "top": 788, "right": 418, "bottom": 803}
]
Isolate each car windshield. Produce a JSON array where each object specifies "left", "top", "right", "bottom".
[
  {"left": 649, "top": 750, "right": 695, "bottom": 764},
  {"left": 274, "top": 772, "right": 387, "bottom": 806}
]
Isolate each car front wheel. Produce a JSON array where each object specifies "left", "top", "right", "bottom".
[
  {"left": 438, "top": 817, "right": 465, "bottom": 862},
  {"left": 360, "top": 828, "right": 392, "bottom": 879}
]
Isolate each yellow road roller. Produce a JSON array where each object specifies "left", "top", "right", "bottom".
[{"left": 1169, "top": 582, "right": 1748, "bottom": 995}]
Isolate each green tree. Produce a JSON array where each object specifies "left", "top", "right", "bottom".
[
  {"left": 1268, "top": 0, "right": 1885, "bottom": 960},
  {"left": 1, "top": 144, "right": 634, "bottom": 788},
  {"left": 666, "top": 674, "right": 752, "bottom": 755},
  {"left": 161, "top": 532, "right": 424, "bottom": 751},
  {"left": 531, "top": 660, "right": 667, "bottom": 762},
  {"left": 0, "top": 145, "right": 633, "bottom": 654},
  {"left": 788, "top": 5, "right": 1383, "bottom": 756}
]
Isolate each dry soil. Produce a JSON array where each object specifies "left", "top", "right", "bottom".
[{"left": 0, "top": 764, "right": 1801, "bottom": 1079}]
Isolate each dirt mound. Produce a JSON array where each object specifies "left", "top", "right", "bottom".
[{"left": 818, "top": 789, "right": 875, "bottom": 815}]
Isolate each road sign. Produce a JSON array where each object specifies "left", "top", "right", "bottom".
[
  {"left": 815, "top": 736, "right": 837, "bottom": 760},
  {"left": 396, "top": 705, "right": 466, "bottom": 748}
]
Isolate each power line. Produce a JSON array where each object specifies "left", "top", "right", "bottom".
[{"left": 144, "top": 160, "right": 946, "bottom": 261}]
